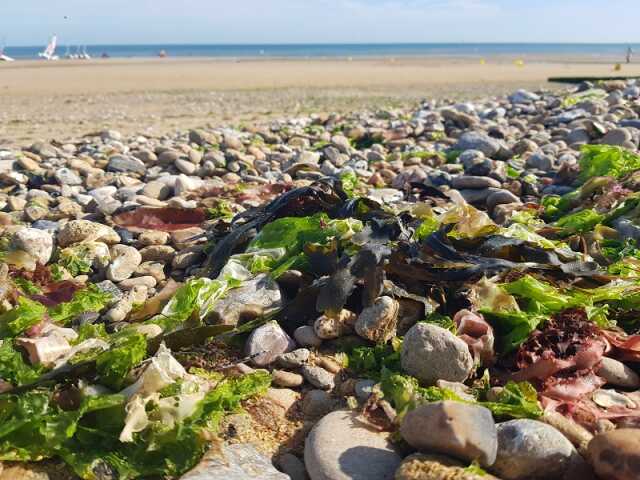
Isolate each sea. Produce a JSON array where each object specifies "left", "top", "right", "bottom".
[{"left": 3, "top": 43, "right": 640, "bottom": 61}]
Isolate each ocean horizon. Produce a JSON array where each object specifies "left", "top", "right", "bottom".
[{"left": 3, "top": 42, "right": 640, "bottom": 61}]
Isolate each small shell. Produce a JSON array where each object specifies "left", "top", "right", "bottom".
[{"left": 592, "top": 389, "right": 637, "bottom": 409}]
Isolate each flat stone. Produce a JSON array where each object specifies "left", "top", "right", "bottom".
[
  {"left": 454, "top": 132, "right": 501, "bottom": 158},
  {"left": 301, "top": 365, "right": 335, "bottom": 390},
  {"left": 401, "top": 323, "right": 474, "bottom": 385},
  {"left": 487, "top": 189, "right": 521, "bottom": 211},
  {"left": 181, "top": 443, "right": 288, "bottom": 480},
  {"left": 400, "top": 401, "right": 497, "bottom": 467},
  {"left": 304, "top": 410, "right": 402, "bottom": 480},
  {"left": 492, "top": 419, "right": 578, "bottom": 480},
  {"left": 107, "top": 155, "right": 146, "bottom": 174},
  {"left": 276, "top": 348, "right": 310, "bottom": 368},
  {"left": 451, "top": 175, "right": 501, "bottom": 189},
  {"left": 588, "top": 428, "right": 640, "bottom": 480}
]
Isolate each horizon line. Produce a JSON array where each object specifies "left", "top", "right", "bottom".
[{"left": 6, "top": 41, "right": 640, "bottom": 48}]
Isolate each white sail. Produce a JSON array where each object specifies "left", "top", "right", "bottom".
[{"left": 39, "top": 35, "right": 59, "bottom": 60}]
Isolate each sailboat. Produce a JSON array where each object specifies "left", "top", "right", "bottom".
[
  {"left": 80, "top": 46, "right": 91, "bottom": 60},
  {"left": 0, "top": 37, "right": 14, "bottom": 62},
  {"left": 38, "top": 35, "right": 59, "bottom": 60}
]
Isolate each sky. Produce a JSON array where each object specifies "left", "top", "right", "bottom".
[{"left": 2, "top": 0, "right": 640, "bottom": 46}]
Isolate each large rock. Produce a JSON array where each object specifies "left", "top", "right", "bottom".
[
  {"left": 401, "top": 323, "right": 474, "bottom": 385},
  {"left": 181, "top": 443, "right": 288, "bottom": 480},
  {"left": 304, "top": 410, "right": 402, "bottom": 480},
  {"left": 400, "top": 401, "right": 497, "bottom": 467},
  {"left": 587, "top": 428, "right": 640, "bottom": 480},
  {"left": 207, "top": 274, "right": 282, "bottom": 326},
  {"left": 454, "top": 132, "right": 501, "bottom": 158},
  {"left": 245, "top": 321, "right": 295, "bottom": 367},
  {"left": 492, "top": 419, "right": 578, "bottom": 479}
]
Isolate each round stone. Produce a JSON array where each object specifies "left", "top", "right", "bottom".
[
  {"left": 492, "top": 419, "right": 577, "bottom": 479},
  {"left": 401, "top": 323, "right": 474, "bottom": 385},
  {"left": 588, "top": 428, "right": 640, "bottom": 480},
  {"left": 304, "top": 410, "right": 402, "bottom": 480},
  {"left": 400, "top": 401, "right": 497, "bottom": 467}
]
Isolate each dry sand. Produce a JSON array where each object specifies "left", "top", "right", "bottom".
[{"left": 1, "top": 57, "right": 639, "bottom": 146}]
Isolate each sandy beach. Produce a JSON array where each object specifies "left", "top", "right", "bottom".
[{"left": 2, "top": 56, "right": 639, "bottom": 147}]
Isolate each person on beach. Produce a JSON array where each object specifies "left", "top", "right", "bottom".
[{"left": 627, "top": 46, "right": 633, "bottom": 64}]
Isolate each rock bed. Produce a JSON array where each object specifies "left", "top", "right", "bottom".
[{"left": 0, "top": 81, "right": 640, "bottom": 479}]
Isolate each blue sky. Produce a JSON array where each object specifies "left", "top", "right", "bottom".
[{"left": 2, "top": 0, "right": 639, "bottom": 46}]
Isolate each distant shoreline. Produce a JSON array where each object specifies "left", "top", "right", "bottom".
[
  {"left": 2, "top": 56, "right": 640, "bottom": 148},
  {"left": 3, "top": 42, "right": 639, "bottom": 62}
]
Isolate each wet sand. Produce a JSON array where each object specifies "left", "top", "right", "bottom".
[{"left": 1, "top": 57, "right": 639, "bottom": 147}]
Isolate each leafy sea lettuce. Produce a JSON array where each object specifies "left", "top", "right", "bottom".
[
  {"left": 554, "top": 208, "right": 605, "bottom": 235},
  {"left": 48, "top": 285, "right": 112, "bottom": 325},
  {"left": 579, "top": 144, "right": 640, "bottom": 183},
  {"left": 347, "top": 339, "right": 402, "bottom": 380},
  {"left": 63, "top": 371, "right": 271, "bottom": 480},
  {"left": 0, "top": 340, "right": 44, "bottom": 386},
  {"left": 481, "top": 381, "right": 543, "bottom": 419},
  {"left": 95, "top": 329, "right": 147, "bottom": 390},
  {"left": 0, "top": 297, "right": 46, "bottom": 337}
]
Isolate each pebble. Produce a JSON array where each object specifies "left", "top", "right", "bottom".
[
  {"left": 304, "top": 410, "right": 402, "bottom": 480},
  {"left": 301, "top": 365, "right": 335, "bottom": 390},
  {"left": 275, "top": 453, "right": 307, "bottom": 480},
  {"left": 107, "top": 155, "right": 146, "bottom": 173},
  {"left": 401, "top": 323, "right": 474, "bottom": 385},
  {"left": 106, "top": 244, "right": 142, "bottom": 282},
  {"left": 492, "top": 419, "right": 579, "bottom": 479},
  {"left": 587, "top": 428, "right": 640, "bottom": 480},
  {"left": 58, "top": 220, "right": 120, "bottom": 247},
  {"left": 276, "top": 348, "right": 311, "bottom": 368},
  {"left": 294, "top": 325, "right": 323, "bottom": 348},
  {"left": 272, "top": 369, "right": 304, "bottom": 388},
  {"left": 302, "top": 390, "right": 335, "bottom": 418},
  {"left": 354, "top": 379, "right": 377, "bottom": 402},
  {"left": 245, "top": 321, "right": 295, "bottom": 367},
  {"left": 396, "top": 453, "right": 498, "bottom": 480},
  {"left": 597, "top": 357, "right": 640, "bottom": 389},
  {"left": 451, "top": 175, "right": 501, "bottom": 189},
  {"left": 454, "top": 131, "right": 501, "bottom": 158},
  {"left": 401, "top": 401, "right": 498, "bottom": 467},
  {"left": 182, "top": 443, "right": 288, "bottom": 480},
  {"left": 314, "top": 309, "right": 356, "bottom": 339},
  {"left": 11, "top": 228, "right": 53, "bottom": 265},
  {"left": 354, "top": 296, "right": 399, "bottom": 343}
]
